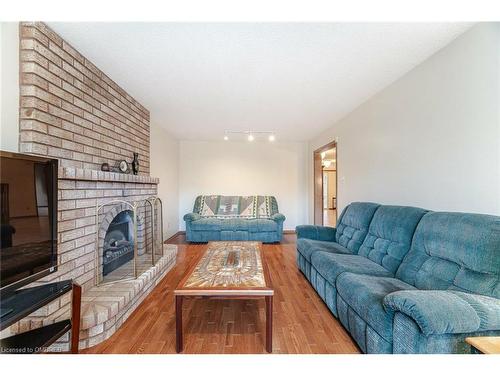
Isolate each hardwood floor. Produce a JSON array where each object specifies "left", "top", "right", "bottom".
[{"left": 82, "top": 234, "right": 360, "bottom": 354}]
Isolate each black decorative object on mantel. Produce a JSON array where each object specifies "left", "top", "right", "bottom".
[
  {"left": 101, "top": 162, "right": 110, "bottom": 172},
  {"left": 131, "top": 152, "right": 139, "bottom": 175}
]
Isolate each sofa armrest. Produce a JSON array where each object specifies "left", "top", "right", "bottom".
[
  {"left": 384, "top": 290, "right": 500, "bottom": 336},
  {"left": 271, "top": 213, "right": 286, "bottom": 222},
  {"left": 183, "top": 212, "right": 201, "bottom": 222},
  {"left": 295, "top": 225, "right": 336, "bottom": 241}
]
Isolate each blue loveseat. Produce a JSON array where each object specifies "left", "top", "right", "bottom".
[
  {"left": 184, "top": 195, "right": 285, "bottom": 243},
  {"left": 296, "top": 202, "right": 500, "bottom": 353}
]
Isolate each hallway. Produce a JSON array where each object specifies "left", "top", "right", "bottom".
[{"left": 323, "top": 209, "right": 337, "bottom": 227}]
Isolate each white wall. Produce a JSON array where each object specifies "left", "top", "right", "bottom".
[
  {"left": 150, "top": 122, "right": 179, "bottom": 239},
  {"left": 0, "top": 22, "right": 19, "bottom": 152},
  {"left": 179, "top": 140, "right": 308, "bottom": 230},
  {"left": 309, "top": 23, "right": 500, "bottom": 219}
]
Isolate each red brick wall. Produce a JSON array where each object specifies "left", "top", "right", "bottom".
[{"left": 19, "top": 22, "right": 150, "bottom": 175}]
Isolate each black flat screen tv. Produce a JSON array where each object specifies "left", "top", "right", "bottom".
[{"left": 0, "top": 151, "right": 58, "bottom": 294}]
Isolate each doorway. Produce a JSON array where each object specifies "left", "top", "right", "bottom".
[{"left": 313, "top": 141, "right": 337, "bottom": 227}]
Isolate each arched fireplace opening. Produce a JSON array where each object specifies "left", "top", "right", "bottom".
[
  {"left": 103, "top": 210, "right": 135, "bottom": 277},
  {"left": 96, "top": 198, "right": 164, "bottom": 285}
]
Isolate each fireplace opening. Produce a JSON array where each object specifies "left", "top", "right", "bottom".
[
  {"left": 103, "top": 210, "right": 134, "bottom": 277},
  {"left": 96, "top": 198, "right": 164, "bottom": 285}
]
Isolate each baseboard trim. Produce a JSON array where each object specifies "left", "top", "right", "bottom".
[
  {"left": 164, "top": 231, "right": 185, "bottom": 242},
  {"left": 283, "top": 230, "right": 296, "bottom": 234}
]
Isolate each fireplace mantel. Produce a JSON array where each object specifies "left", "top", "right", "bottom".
[{"left": 58, "top": 167, "right": 159, "bottom": 184}]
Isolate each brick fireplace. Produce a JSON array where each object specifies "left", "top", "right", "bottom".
[
  {"left": 1, "top": 22, "right": 177, "bottom": 350},
  {"left": 55, "top": 167, "right": 176, "bottom": 349}
]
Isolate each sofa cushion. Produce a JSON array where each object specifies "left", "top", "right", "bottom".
[
  {"left": 219, "top": 219, "right": 250, "bottom": 231},
  {"left": 296, "top": 225, "right": 336, "bottom": 242},
  {"left": 247, "top": 219, "right": 278, "bottom": 232},
  {"left": 311, "top": 253, "right": 393, "bottom": 286},
  {"left": 189, "top": 217, "right": 223, "bottom": 231},
  {"left": 396, "top": 212, "right": 500, "bottom": 298},
  {"left": 297, "top": 238, "right": 351, "bottom": 262},
  {"left": 190, "top": 217, "right": 280, "bottom": 232},
  {"left": 335, "top": 202, "right": 380, "bottom": 253},
  {"left": 358, "top": 205, "right": 427, "bottom": 274},
  {"left": 336, "top": 273, "right": 415, "bottom": 341},
  {"left": 384, "top": 290, "right": 500, "bottom": 336}
]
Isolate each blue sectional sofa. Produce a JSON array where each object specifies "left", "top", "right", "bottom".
[
  {"left": 184, "top": 195, "right": 285, "bottom": 243},
  {"left": 296, "top": 202, "right": 500, "bottom": 353}
]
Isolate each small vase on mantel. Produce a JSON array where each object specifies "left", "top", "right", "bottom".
[{"left": 131, "top": 152, "right": 140, "bottom": 175}]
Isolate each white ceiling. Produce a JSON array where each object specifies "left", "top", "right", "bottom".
[{"left": 48, "top": 22, "right": 472, "bottom": 141}]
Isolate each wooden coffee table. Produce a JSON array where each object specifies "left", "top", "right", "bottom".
[
  {"left": 174, "top": 241, "right": 274, "bottom": 353},
  {"left": 466, "top": 336, "right": 500, "bottom": 354}
]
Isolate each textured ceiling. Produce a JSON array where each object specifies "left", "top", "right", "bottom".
[{"left": 48, "top": 23, "right": 472, "bottom": 141}]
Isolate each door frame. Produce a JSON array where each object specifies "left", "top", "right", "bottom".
[{"left": 313, "top": 140, "right": 337, "bottom": 226}]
